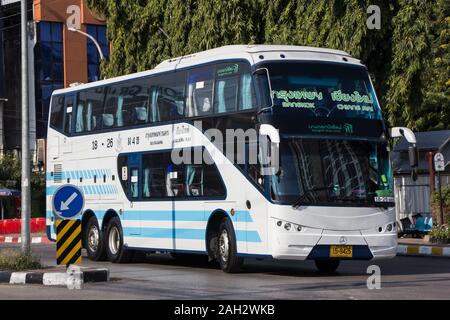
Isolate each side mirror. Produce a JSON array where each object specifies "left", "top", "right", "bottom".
[
  {"left": 408, "top": 145, "right": 419, "bottom": 168},
  {"left": 253, "top": 68, "right": 273, "bottom": 112},
  {"left": 390, "top": 127, "right": 417, "bottom": 144},
  {"left": 411, "top": 168, "right": 418, "bottom": 182},
  {"left": 408, "top": 146, "right": 419, "bottom": 181}
]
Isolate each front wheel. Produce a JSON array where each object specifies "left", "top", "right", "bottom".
[
  {"left": 105, "top": 216, "right": 133, "bottom": 263},
  {"left": 315, "top": 259, "right": 340, "bottom": 273},
  {"left": 217, "top": 218, "right": 243, "bottom": 273}
]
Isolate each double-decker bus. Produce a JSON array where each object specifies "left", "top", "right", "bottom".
[{"left": 46, "top": 45, "right": 415, "bottom": 273}]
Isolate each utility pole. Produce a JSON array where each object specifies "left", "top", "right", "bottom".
[{"left": 21, "top": 0, "right": 31, "bottom": 253}]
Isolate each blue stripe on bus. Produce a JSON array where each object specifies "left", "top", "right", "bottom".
[
  {"left": 236, "top": 230, "right": 261, "bottom": 242},
  {"left": 123, "top": 227, "right": 203, "bottom": 239},
  {"left": 123, "top": 227, "right": 261, "bottom": 242},
  {"left": 124, "top": 210, "right": 253, "bottom": 222},
  {"left": 46, "top": 169, "right": 113, "bottom": 182},
  {"left": 46, "top": 184, "right": 118, "bottom": 196}
]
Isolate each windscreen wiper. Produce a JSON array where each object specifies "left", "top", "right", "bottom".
[{"left": 292, "top": 187, "right": 334, "bottom": 208}]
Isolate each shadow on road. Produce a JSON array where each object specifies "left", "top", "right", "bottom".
[{"left": 128, "top": 253, "right": 450, "bottom": 278}]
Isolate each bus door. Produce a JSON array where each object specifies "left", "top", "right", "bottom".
[
  {"left": 140, "top": 152, "right": 174, "bottom": 249},
  {"left": 243, "top": 139, "right": 268, "bottom": 252},
  {"left": 125, "top": 153, "right": 141, "bottom": 236}
]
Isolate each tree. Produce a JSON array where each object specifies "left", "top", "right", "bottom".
[{"left": 85, "top": 0, "right": 449, "bottom": 131}]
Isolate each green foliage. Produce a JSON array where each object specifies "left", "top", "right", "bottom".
[
  {"left": 0, "top": 154, "right": 21, "bottom": 190},
  {"left": 0, "top": 154, "right": 44, "bottom": 192},
  {"left": 428, "top": 224, "right": 450, "bottom": 240},
  {"left": 0, "top": 249, "right": 41, "bottom": 271},
  {"left": 86, "top": 0, "right": 450, "bottom": 131},
  {"left": 432, "top": 185, "right": 450, "bottom": 208}
]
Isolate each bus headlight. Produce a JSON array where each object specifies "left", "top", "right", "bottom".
[
  {"left": 284, "top": 223, "right": 291, "bottom": 231},
  {"left": 277, "top": 221, "right": 282, "bottom": 227},
  {"left": 386, "top": 223, "right": 393, "bottom": 232}
]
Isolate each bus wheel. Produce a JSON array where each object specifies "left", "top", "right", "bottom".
[
  {"left": 84, "top": 216, "right": 106, "bottom": 261},
  {"left": 105, "top": 216, "right": 133, "bottom": 263},
  {"left": 217, "top": 218, "right": 243, "bottom": 273},
  {"left": 315, "top": 259, "right": 340, "bottom": 273}
]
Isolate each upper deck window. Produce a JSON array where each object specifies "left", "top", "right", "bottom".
[{"left": 263, "top": 61, "right": 382, "bottom": 120}]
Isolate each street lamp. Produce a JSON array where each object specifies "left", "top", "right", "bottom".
[{"left": 67, "top": 27, "right": 105, "bottom": 61}]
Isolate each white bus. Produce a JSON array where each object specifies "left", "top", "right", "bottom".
[{"left": 46, "top": 45, "right": 416, "bottom": 273}]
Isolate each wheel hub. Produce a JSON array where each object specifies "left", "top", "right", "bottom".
[
  {"left": 109, "top": 226, "right": 120, "bottom": 255},
  {"left": 218, "top": 229, "right": 229, "bottom": 262},
  {"left": 88, "top": 225, "right": 99, "bottom": 252}
]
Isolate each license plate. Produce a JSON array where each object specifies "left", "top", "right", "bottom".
[{"left": 330, "top": 245, "right": 353, "bottom": 258}]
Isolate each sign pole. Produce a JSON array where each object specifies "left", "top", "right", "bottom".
[
  {"left": 433, "top": 152, "right": 446, "bottom": 226},
  {"left": 438, "top": 171, "right": 444, "bottom": 225},
  {"left": 20, "top": 0, "right": 31, "bottom": 254}
]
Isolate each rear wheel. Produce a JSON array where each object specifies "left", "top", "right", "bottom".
[
  {"left": 84, "top": 216, "right": 106, "bottom": 261},
  {"left": 315, "top": 259, "right": 340, "bottom": 273},
  {"left": 105, "top": 216, "right": 133, "bottom": 263},
  {"left": 217, "top": 218, "right": 243, "bottom": 273}
]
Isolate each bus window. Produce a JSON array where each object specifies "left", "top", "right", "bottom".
[
  {"left": 239, "top": 71, "right": 256, "bottom": 111},
  {"left": 50, "top": 95, "right": 65, "bottom": 131},
  {"left": 130, "top": 168, "right": 139, "bottom": 199},
  {"left": 203, "top": 151, "right": 226, "bottom": 197},
  {"left": 106, "top": 80, "right": 150, "bottom": 128},
  {"left": 166, "top": 164, "right": 185, "bottom": 197},
  {"left": 64, "top": 95, "right": 74, "bottom": 134},
  {"left": 186, "top": 164, "right": 204, "bottom": 197},
  {"left": 78, "top": 87, "right": 106, "bottom": 131},
  {"left": 215, "top": 63, "right": 239, "bottom": 113},
  {"left": 141, "top": 153, "right": 168, "bottom": 198},
  {"left": 75, "top": 99, "right": 85, "bottom": 133},
  {"left": 150, "top": 72, "right": 186, "bottom": 123},
  {"left": 186, "top": 67, "right": 214, "bottom": 117}
]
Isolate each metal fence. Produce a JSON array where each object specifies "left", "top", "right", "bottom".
[{"left": 394, "top": 174, "right": 450, "bottom": 221}]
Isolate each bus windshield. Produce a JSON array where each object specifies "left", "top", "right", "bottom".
[
  {"left": 271, "top": 139, "right": 394, "bottom": 207},
  {"left": 264, "top": 61, "right": 382, "bottom": 120}
]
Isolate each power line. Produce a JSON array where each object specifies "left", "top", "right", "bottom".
[
  {"left": 0, "top": 8, "right": 32, "bottom": 21},
  {"left": 0, "top": 22, "right": 20, "bottom": 32}
]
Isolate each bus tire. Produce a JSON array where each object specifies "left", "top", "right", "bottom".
[
  {"left": 84, "top": 216, "right": 106, "bottom": 261},
  {"left": 315, "top": 259, "right": 340, "bottom": 273},
  {"left": 217, "top": 218, "right": 243, "bottom": 273},
  {"left": 105, "top": 216, "right": 133, "bottom": 263}
]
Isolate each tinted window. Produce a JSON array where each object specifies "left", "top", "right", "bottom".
[
  {"left": 214, "top": 63, "right": 256, "bottom": 113},
  {"left": 77, "top": 87, "right": 106, "bottom": 132},
  {"left": 64, "top": 96, "right": 74, "bottom": 134},
  {"left": 142, "top": 153, "right": 169, "bottom": 198},
  {"left": 150, "top": 72, "right": 186, "bottom": 122},
  {"left": 130, "top": 167, "right": 139, "bottom": 199},
  {"left": 50, "top": 95, "right": 65, "bottom": 130},
  {"left": 265, "top": 62, "right": 382, "bottom": 120},
  {"left": 186, "top": 67, "right": 214, "bottom": 117},
  {"left": 123, "top": 148, "right": 226, "bottom": 200},
  {"left": 105, "top": 80, "right": 150, "bottom": 128}
]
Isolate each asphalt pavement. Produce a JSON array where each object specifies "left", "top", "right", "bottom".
[{"left": 0, "top": 243, "right": 449, "bottom": 299}]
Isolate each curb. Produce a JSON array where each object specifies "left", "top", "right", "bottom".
[
  {"left": 0, "top": 236, "right": 52, "bottom": 244},
  {"left": 397, "top": 244, "right": 450, "bottom": 258},
  {"left": 0, "top": 268, "right": 109, "bottom": 286}
]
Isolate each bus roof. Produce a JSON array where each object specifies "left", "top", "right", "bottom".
[{"left": 52, "top": 44, "right": 362, "bottom": 96}]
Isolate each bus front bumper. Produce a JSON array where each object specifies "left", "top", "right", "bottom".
[{"left": 270, "top": 224, "right": 397, "bottom": 261}]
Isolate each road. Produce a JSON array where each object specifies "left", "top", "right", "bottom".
[{"left": 0, "top": 243, "right": 449, "bottom": 299}]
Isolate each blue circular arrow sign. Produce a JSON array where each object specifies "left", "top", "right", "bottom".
[{"left": 52, "top": 185, "right": 84, "bottom": 220}]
